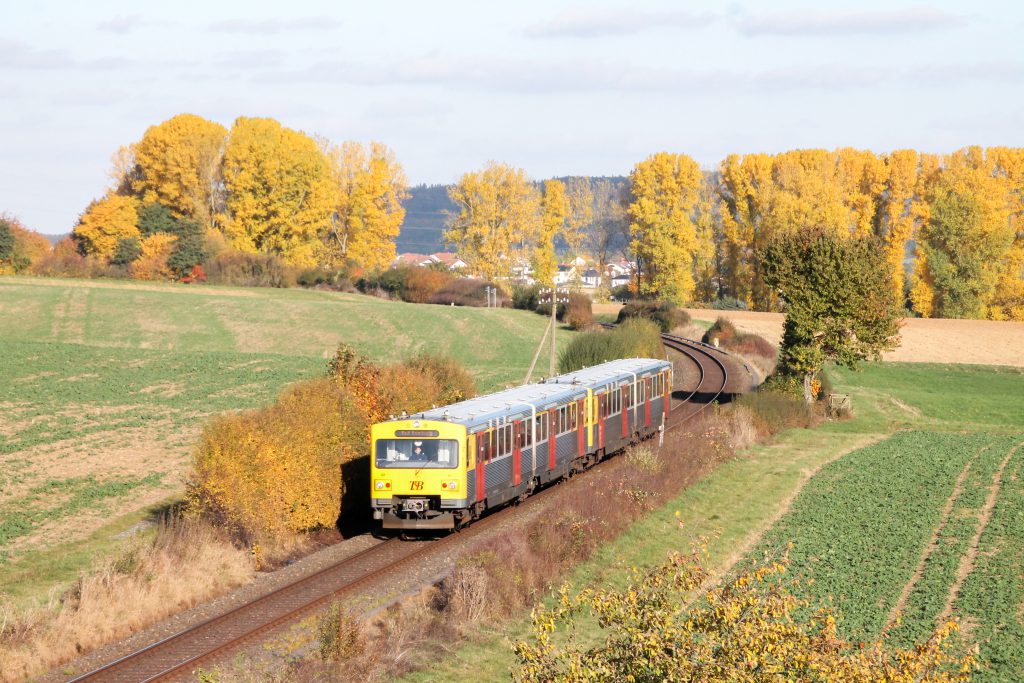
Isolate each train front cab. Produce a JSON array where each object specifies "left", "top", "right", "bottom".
[{"left": 370, "top": 420, "right": 468, "bottom": 530}]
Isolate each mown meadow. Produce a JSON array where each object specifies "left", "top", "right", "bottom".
[{"left": 0, "top": 276, "right": 563, "bottom": 604}]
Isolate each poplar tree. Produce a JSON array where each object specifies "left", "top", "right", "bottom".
[{"left": 626, "top": 152, "right": 703, "bottom": 305}]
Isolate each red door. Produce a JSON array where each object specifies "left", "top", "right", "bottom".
[
  {"left": 644, "top": 378, "right": 651, "bottom": 427},
  {"left": 476, "top": 431, "right": 487, "bottom": 502},
  {"left": 513, "top": 420, "right": 522, "bottom": 486},
  {"left": 621, "top": 386, "right": 629, "bottom": 435},
  {"left": 597, "top": 393, "right": 605, "bottom": 449},
  {"left": 576, "top": 399, "right": 585, "bottom": 456},
  {"left": 548, "top": 410, "right": 557, "bottom": 470}
]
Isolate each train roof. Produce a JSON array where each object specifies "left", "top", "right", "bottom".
[
  {"left": 547, "top": 357, "right": 671, "bottom": 388},
  {"left": 406, "top": 357, "right": 670, "bottom": 429}
]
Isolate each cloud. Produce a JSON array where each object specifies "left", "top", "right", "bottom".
[
  {"left": 526, "top": 8, "right": 716, "bottom": 38},
  {"left": 909, "top": 61, "right": 1024, "bottom": 84},
  {"left": 257, "top": 53, "right": 889, "bottom": 94},
  {"left": 214, "top": 49, "right": 285, "bottom": 69},
  {"left": 207, "top": 17, "right": 342, "bottom": 35},
  {"left": 0, "top": 38, "right": 74, "bottom": 70},
  {"left": 96, "top": 15, "right": 156, "bottom": 34},
  {"left": 735, "top": 5, "right": 967, "bottom": 36}
]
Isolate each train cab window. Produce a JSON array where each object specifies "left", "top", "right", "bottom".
[
  {"left": 376, "top": 439, "right": 458, "bottom": 469},
  {"left": 570, "top": 403, "right": 578, "bottom": 430}
]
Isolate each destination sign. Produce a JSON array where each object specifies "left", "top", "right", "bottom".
[{"left": 394, "top": 430, "right": 440, "bottom": 437}]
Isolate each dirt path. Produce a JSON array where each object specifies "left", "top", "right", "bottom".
[
  {"left": 884, "top": 445, "right": 988, "bottom": 631},
  {"left": 939, "top": 441, "right": 1023, "bottom": 622}
]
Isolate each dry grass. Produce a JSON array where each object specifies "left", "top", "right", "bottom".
[{"left": 0, "top": 517, "right": 253, "bottom": 683}]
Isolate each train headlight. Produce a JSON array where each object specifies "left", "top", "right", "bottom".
[
  {"left": 374, "top": 480, "right": 391, "bottom": 491},
  {"left": 440, "top": 480, "right": 458, "bottom": 491}
]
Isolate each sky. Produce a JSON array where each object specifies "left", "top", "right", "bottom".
[{"left": 1, "top": 0, "right": 1022, "bottom": 234}]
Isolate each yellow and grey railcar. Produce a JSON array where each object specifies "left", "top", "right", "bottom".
[{"left": 370, "top": 358, "right": 673, "bottom": 532}]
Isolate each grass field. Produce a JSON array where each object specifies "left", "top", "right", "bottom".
[
  {"left": 403, "top": 360, "right": 1024, "bottom": 682},
  {"left": 0, "top": 276, "right": 563, "bottom": 603}
]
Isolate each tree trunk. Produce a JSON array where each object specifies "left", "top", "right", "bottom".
[{"left": 803, "top": 372, "right": 814, "bottom": 404}]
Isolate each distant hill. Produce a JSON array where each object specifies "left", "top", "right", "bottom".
[{"left": 396, "top": 177, "right": 627, "bottom": 255}]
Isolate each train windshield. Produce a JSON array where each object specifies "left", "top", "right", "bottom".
[{"left": 375, "top": 439, "right": 459, "bottom": 469}]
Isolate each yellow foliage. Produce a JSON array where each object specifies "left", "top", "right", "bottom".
[
  {"left": 445, "top": 162, "right": 542, "bottom": 281},
  {"left": 323, "top": 141, "right": 409, "bottom": 271},
  {"left": 131, "top": 113, "right": 228, "bottom": 229},
  {"left": 190, "top": 378, "right": 363, "bottom": 538},
  {"left": 627, "top": 152, "right": 703, "bottom": 305},
  {"left": 130, "top": 233, "right": 178, "bottom": 281},
  {"left": 514, "top": 542, "right": 973, "bottom": 683},
  {"left": 533, "top": 179, "right": 568, "bottom": 287},
  {"left": 73, "top": 193, "right": 140, "bottom": 258},
  {"left": 0, "top": 215, "right": 51, "bottom": 274},
  {"left": 220, "top": 117, "right": 335, "bottom": 267}
]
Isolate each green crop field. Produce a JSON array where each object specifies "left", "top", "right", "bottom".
[
  {"left": 404, "top": 360, "right": 1024, "bottom": 683},
  {"left": 0, "top": 276, "right": 563, "bottom": 602}
]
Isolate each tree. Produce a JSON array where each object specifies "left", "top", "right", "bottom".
[
  {"left": 110, "top": 237, "right": 142, "bottom": 266},
  {"left": 563, "top": 177, "right": 593, "bottom": 257},
  {"left": 626, "top": 152, "right": 703, "bottom": 305},
  {"left": 0, "top": 219, "right": 14, "bottom": 265},
  {"left": 583, "top": 179, "right": 628, "bottom": 291},
  {"left": 323, "top": 141, "right": 409, "bottom": 271},
  {"left": 533, "top": 180, "right": 568, "bottom": 286},
  {"left": 137, "top": 202, "right": 180, "bottom": 238},
  {"left": 167, "top": 220, "right": 208, "bottom": 277},
  {"left": 916, "top": 182, "right": 1012, "bottom": 318},
  {"left": 761, "top": 228, "right": 901, "bottom": 402},
  {"left": 131, "top": 113, "right": 228, "bottom": 229},
  {"left": 73, "top": 193, "right": 141, "bottom": 259},
  {"left": 444, "top": 162, "right": 541, "bottom": 281},
  {"left": 220, "top": 117, "right": 335, "bottom": 267}
]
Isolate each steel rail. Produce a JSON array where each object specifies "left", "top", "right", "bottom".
[{"left": 64, "top": 332, "right": 731, "bottom": 683}]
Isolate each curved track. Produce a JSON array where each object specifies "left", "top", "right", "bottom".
[{"left": 64, "top": 332, "right": 736, "bottom": 683}]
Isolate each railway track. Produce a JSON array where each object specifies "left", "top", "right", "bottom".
[{"left": 64, "top": 332, "right": 739, "bottom": 683}]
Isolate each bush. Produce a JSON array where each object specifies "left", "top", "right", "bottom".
[
  {"left": 167, "top": 231, "right": 208, "bottom": 279},
  {"left": 616, "top": 300, "right": 690, "bottom": 332},
  {"left": 702, "top": 316, "right": 737, "bottom": 345},
  {"left": 189, "top": 377, "right": 364, "bottom": 539},
  {"left": 511, "top": 284, "right": 542, "bottom": 311},
  {"left": 558, "top": 318, "right": 664, "bottom": 373},
  {"left": 609, "top": 284, "right": 633, "bottom": 302},
  {"left": 356, "top": 267, "right": 409, "bottom": 298},
  {"left": 734, "top": 389, "right": 818, "bottom": 435},
  {"left": 296, "top": 267, "right": 354, "bottom": 291},
  {"left": 190, "top": 346, "right": 477, "bottom": 541},
  {"left": 402, "top": 267, "right": 454, "bottom": 303},
  {"left": 400, "top": 353, "right": 477, "bottom": 405},
  {"left": 430, "top": 279, "right": 506, "bottom": 307},
  {"left": 203, "top": 250, "right": 297, "bottom": 288},
  {"left": 712, "top": 296, "right": 748, "bottom": 310},
  {"left": 563, "top": 292, "right": 595, "bottom": 330},
  {"left": 703, "top": 317, "right": 777, "bottom": 369},
  {"left": 31, "top": 237, "right": 94, "bottom": 278}
]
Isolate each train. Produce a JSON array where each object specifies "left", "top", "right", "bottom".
[{"left": 370, "top": 357, "right": 673, "bottom": 532}]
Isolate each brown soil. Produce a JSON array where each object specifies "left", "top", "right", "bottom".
[{"left": 679, "top": 308, "right": 1024, "bottom": 367}]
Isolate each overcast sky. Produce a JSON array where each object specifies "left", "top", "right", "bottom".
[{"left": 2, "top": 0, "right": 1022, "bottom": 233}]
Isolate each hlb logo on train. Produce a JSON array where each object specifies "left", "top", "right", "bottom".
[{"left": 410, "top": 481, "right": 424, "bottom": 490}]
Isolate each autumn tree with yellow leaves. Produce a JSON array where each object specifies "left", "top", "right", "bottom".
[
  {"left": 220, "top": 117, "right": 336, "bottom": 267},
  {"left": 130, "top": 113, "right": 228, "bottom": 229},
  {"left": 323, "top": 141, "right": 409, "bottom": 271},
  {"left": 445, "top": 162, "right": 542, "bottom": 281},
  {"left": 72, "top": 193, "right": 141, "bottom": 258},
  {"left": 626, "top": 152, "right": 703, "bottom": 306},
  {"left": 532, "top": 179, "right": 568, "bottom": 286}
]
